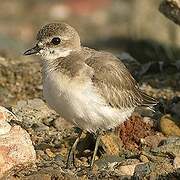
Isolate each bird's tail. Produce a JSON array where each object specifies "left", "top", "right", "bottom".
[{"left": 140, "top": 90, "right": 158, "bottom": 107}]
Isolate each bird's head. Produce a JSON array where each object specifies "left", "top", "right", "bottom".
[{"left": 24, "top": 23, "right": 81, "bottom": 60}]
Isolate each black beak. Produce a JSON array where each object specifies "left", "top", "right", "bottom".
[{"left": 24, "top": 44, "right": 42, "bottom": 56}]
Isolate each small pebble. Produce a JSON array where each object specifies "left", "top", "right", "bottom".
[
  {"left": 173, "top": 156, "right": 180, "bottom": 169},
  {"left": 45, "top": 148, "right": 55, "bottom": 158},
  {"left": 160, "top": 114, "right": 180, "bottom": 136},
  {"left": 140, "top": 155, "right": 149, "bottom": 162},
  {"left": 117, "top": 163, "right": 143, "bottom": 176}
]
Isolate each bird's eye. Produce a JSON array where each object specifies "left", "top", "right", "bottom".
[{"left": 51, "top": 37, "right": 61, "bottom": 45}]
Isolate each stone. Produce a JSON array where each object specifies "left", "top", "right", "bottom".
[
  {"left": 22, "top": 167, "right": 77, "bottom": 180},
  {"left": 101, "top": 133, "right": 122, "bottom": 155},
  {"left": 117, "top": 163, "right": 143, "bottom": 176},
  {"left": 12, "top": 99, "right": 55, "bottom": 123},
  {"left": 32, "top": 122, "right": 49, "bottom": 132},
  {"left": 173, "top": 156, "right": 180, "bottom": 169},
  {"left": 134, "top": 161, "right": 174, "bottom": 178},
  {"left": 0, "top": 111, "right": 11, "bottom": 135},
  {"left": 0, "top": 107, "right": 36, "bottom": 179},
  {"left": 141, "top": 133, "right": 166, "bottom": 148},
  {"left": 151, "top": 137, "right": 180, "bottom": 157},
  {"left": 133, "top": 162, "right": 153, "bottom": 178},
  {"left": 95, "top": 155, "right": 125, "bottom": 169},
  {"left": 25, "top": 173, "right": 51, "bottom": 180},
  {"left": 12, "top": 99, "right": 58, "bottom": 129},
  {"left": 52, "top": 117, "right": 73, "bottom": 131},
  {"left": 139, "top": 155, "right": 149, "bottom": 163},
  {"left": 160, "top": 114, "right": 180, "bottom": 136},
  {"left": 118, "top": 113, "right": 155, "bottom": 150},
  {"left": 171, "top": 101, "right": 180, "bottom": 118},
  {"left": 45, "top": 148, "right": 55, "bottom": 158}
]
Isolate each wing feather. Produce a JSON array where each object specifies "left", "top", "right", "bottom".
[{"left": 85, "top": 50, "right": 157, "bottom": 109}]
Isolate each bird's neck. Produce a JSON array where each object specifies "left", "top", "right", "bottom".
[
  {"left": 44, "top": 46, "right": 82, "bottom": 61},
  {"left": 42, "top": 47, "right": 85, "bottom": 76}
]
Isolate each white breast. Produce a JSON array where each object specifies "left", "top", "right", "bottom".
[{"left": 43, "top": 70, "right": 134, "bottom": 132}]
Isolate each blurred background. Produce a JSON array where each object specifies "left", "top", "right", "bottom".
[
  {"left": 0, "top": 0, "right": 179, "bottom": 59},
  {"left": 0, "top": 0, "right": 180, "bottom": 105}
]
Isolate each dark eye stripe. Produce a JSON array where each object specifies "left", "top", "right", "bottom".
[{"left": 51, "top": 37, "right": 61, "bottom": 45}]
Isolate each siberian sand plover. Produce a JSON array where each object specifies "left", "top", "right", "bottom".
[{"left": 24, "top": 23, "right": 157, "bottom": 168}]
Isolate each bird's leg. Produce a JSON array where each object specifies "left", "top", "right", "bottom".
[
  {"left": 66, "top": 129, "right": 83, "bottom": 168},
  {"left": 90, "top": 129, "right": 102, "bottom": 168}
]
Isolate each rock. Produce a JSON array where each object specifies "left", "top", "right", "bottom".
[
  {"left": 120, "top": 159, "right": 140, "bottom": 166},
  {"left": 160, "top": 114, "right": 180, "bottom": 136},
  {"left": 52, "top": 117, "right": 73, "bottom": 131},
  {"left": 22, "top": 167, "right": 77, "bottom": 180},
  {"left": 139, "top": 155, "right": 149, "bottom": 163},
  {"left": 142, "top": 117, "right": 154, "bottom": 127},
  {"left": 135, "top": 107, "right": 155, "bottom": 118},
  {"left": 151, "top": 136, "right": 180, "bottom": 157},
  {"left": 0, "top": 107, "right": 36, "bottom": 179},
  {"left": 95, "top": 155, "right": 125, "bottom": 169},
  {"left": 0, "top": 56, "right": 7, "bottom": 66},
  {"left": 45, "top": 148, "right": 55, "bottom": 158},
  {"left": 114, "top": 159, "right": 141, "bottom": 176},
  {"left": 133, "top": 162, "right": 154, "bottom": 178},
  {"left": 173, "top": 156, "right": 180, "bottom": 169},
  {"left": 157, "top": 168, "right": 180, "bottom": 179},
  {"left": 0, "top": 110, "right": 11, "bottom": 135},
  {"left": 171, "top": 101, "right": 180, "bottom": 118},
  {"left": 141, "top": 133, "right": 166, "bottom": 148},
  {"left": 117, "top": 163, "right": 143, "bottom": 176},
  {"left": 101, "top": 133, "right": 122, "bottom": 155},
  {"left": 32, "top": 122, "right": 49, "bottom": 132},
  {"left": 134, "top": 161, "right": 174, "bottom": 178},
  {"left": 24, "top": 173, "right": 51, "bottom": 180},
  {"left": 118, "top": 113, "right": 155, "bottom": 150},
  {"left": 158, "top": 96, "right": 180, "bottom": 116},
  {"left": 12, "top": 99, "right": 57, "bottom": 128},
  {"left": 54, "top": 154, "right": 65, "bottom": 166}
]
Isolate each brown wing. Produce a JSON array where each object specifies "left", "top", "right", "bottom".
[{"left": 85, "top": 50, "right": 157, "bottom": 109}]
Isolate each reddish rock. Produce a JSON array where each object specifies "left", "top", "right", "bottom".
[
  {"left": 0, "top": 107, "right": 36, "bottom": 179},
  {"left": 118, "top": 113, "right": 155, "bottom": 150}
]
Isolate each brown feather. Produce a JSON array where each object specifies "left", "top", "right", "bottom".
[{"left": 84, "top": 48, "right": 157, "bottom": 109}]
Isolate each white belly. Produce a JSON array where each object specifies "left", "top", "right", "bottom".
[{"left": 43, "top": 71, "right": 134, "bottom": 132}]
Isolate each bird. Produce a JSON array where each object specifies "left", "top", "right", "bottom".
[{"left": 24, "top": 22, "right": 157, "bottom": 168}]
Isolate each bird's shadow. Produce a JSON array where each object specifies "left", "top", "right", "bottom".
[{"left": 66, "top": 128, "right": 104, "bottom": 161}]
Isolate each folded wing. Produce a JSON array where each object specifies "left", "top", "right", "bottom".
[{"left": 85, "top": 51, "right": 157, "bottom": 109}]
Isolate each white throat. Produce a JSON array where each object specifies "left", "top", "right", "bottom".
[{"left": 39, "top": 48, "right": 72, "bottom": 60}]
